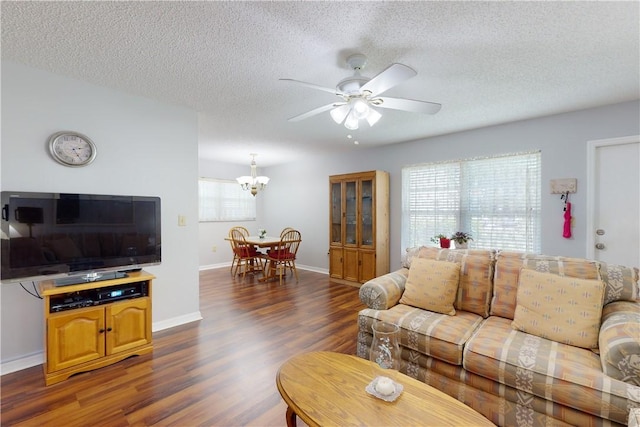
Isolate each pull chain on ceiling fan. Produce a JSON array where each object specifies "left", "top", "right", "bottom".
[{"left": 281, "top": 54, "right": 441, "bottom": 130}]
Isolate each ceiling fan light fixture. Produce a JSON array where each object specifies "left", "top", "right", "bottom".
[
  {"left": 344, "top": 111, "right": 359, "bottom": 130},
  {"left": 281, "top": 54, "right": 441, "bottom": 129},
  {"left": 330, "top": 104, "right": 350, "bottom": 124},
  {"left": 365, "top": 108, "right": 382, "bottom": 126},
  {"left": 352, "top": 99, "right": 370, "bottom": 119}
]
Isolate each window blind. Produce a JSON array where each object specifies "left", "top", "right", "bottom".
[
  {"left": 402, "top": 152, "right": 541, "bottom": 252},
  {"left": 198, "top": 178, "right": 256, "bottom": 222}
]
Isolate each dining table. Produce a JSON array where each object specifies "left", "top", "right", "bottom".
[{"left": 234, "top": 235, "right": 283, "bottom": 282}]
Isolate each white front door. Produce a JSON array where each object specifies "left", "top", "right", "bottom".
[{"left": 586, "top": 135, "right": 640, "bottom": 268}]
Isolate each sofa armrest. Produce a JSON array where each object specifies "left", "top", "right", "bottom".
[
  {"left": 358, "top": 269, "right": 409, "bottom": 309},
  {"left": 599, "top": 300, "right": 640, "bottom": 386},
  {"left": 629, "top": 408, "right": 640, "bottom": 427}
]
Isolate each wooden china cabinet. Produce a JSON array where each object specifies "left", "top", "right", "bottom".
[{"left": 329, "top": 170, "right": 389, "bottom": 285}]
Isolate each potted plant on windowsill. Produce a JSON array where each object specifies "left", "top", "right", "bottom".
[
  {"left": 430, "top": 234, "right": 451, "bottom": 249},
  {"left": 451, "top": 231, "right": 473, "bottom": 249}
]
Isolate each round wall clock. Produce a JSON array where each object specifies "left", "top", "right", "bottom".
[{"left": 48, "top": 131, "right": 97, "bottom": 167}]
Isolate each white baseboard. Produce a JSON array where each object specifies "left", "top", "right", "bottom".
[
  {"left": 1, "top": 311, "right": 204, "bottom": 376},
  {"left": 200, "top": 262, "right": 328, "bottom": 275},
  {"left": 296, "top": 264, "right": 329, "bottom": 275},
  {"left": 152, "top": 311, "right": 203, "bottom": 332},
  {"left": 199, "top": 262, "right": 232, "bottom": 271},
  {"left": 0, "top": 351, "right": 44, "bottom": 376}
]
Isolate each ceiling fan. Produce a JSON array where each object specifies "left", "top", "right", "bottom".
[{"left": 281, "top": 54, "right": 441, "bottom": 130}]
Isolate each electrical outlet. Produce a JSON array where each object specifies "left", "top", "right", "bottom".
[
  {"left": 212, "top": 246, "right": 217, "bottom": 252},
  {"left": 178, "top": 215, "right": 187, "bottom": 226}
]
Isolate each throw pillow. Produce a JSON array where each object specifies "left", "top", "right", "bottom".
[
  {"left": 598, "top": 262, "right": 639, "bottom": 305},
  {"left": 512, "top": 268, "right": 605, "bottom": 349},
  {"left": 399, "top": 258, "right": 460, "bottom": 315}
]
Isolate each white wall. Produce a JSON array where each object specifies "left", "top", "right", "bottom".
[
  {"left": 1, "top": 62, "right": 201, "bottom": 372},
  {"left": 247, "top": 101, "right": 640, "bottom": 272},
  {"left": 197, "top": 159, "right": 267, "bottom": 269},
  {"left": 375, "top": 101, "right": 640, "bottom": 267}
]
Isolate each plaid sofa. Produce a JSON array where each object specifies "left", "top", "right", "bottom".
[{"left": 357, "top": 247, "right": 640, "bottom": 427}]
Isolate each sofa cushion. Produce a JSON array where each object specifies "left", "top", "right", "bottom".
[
  {"left": 464, "top": 316, "right": 638, "bottom": 424},
  {"left": 414, "top": 247, "right": 495, "bottom": 318},
  {"left": 359, "top": 304, "right": 483, "bottom": 366},
  {"left": 400, "top": 259, "right": 459, "bottom": 315},
  {"left": 598, "top": 262, "right": 640, "bottom": 305},
  {"left": 491, "top": 251, "right": 600, "bottom": 320},
  {"left": 511, "top": 269, "right": 605, "bottom": 349},
  {"left": 233, "top": 246, "right": 259, "bottom": 257},
  {"left": 599, "top": 301, "right": 640, "bottom": 386}
]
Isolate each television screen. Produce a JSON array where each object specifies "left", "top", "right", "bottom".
[{"left": 1, "top": 192, "right": 161, "bottom": 284}]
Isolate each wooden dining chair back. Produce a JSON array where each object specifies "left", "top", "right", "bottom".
[
  {"left": 280, "top": 227, "right": 294, "bottom": 237},
  {"left": 266, "top": 229, "right": 301, "bottom": 285},
  {"left": 230, "top": 228, "right": 263, "bottom": 279},
  {"left": 228, "top": 226, "right": 250, "bottom": 275}
]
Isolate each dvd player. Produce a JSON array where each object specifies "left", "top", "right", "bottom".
[{"left": 96, "top": 286, "right": 140, "bottom": 302}]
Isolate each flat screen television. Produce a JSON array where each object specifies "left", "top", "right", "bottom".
[{"left": 1, "top": 191, "right": 161, "bottom": 285}]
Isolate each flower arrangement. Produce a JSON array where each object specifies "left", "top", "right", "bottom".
[
  {"left": 258, "top": 229, "right": 267, "bottom": 238},
  {"left": 450, "top": 231, "right": 473, "bottom": 244},
  {"left": 430, "top": 234, "right": 449, "bottom": 245},
  {"left": 430, "top": 234, "right": 451, "bottom": 248}
]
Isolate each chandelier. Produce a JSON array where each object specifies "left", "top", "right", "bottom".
[{"left": 236, "top": 153, "right": 269, "bottom": 196}]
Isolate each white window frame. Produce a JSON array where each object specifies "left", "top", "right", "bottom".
[
  {"left": 198, "top": 178, "right": 256, "bottom": 222},
  {"left": 402, "top": 151, "right": 541, "bottom": 252}
]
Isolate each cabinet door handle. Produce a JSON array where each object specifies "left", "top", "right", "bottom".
[
  {"left": 99, "top": 328, "right": 105, "bottom": 333},
  {"left": 107, "top": 327, "right": 113, "bottom": 332}
]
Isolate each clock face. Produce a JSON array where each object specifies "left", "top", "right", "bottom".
[{"left": 48, "top": 132, "right": 97, "bottom": 167}]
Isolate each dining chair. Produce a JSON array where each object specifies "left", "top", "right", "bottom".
[
  {"left": 280, "top": 227, "right": 294, "bottom": 237},
  {"left": 228, "top": 226, "right": 250, "bottom": 275},
  {"left": 265, "top": 229, "right": 301, "bottom": 285},
  {"left": 230, "top": 227, "right": 263, "bottom": 279}
]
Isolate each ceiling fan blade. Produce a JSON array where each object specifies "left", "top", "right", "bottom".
[
  {"left": 361, "top": 63, "right": 417, "bottom": 96},
  {"left": 279, "top": 79, "right": 338, "bottom": 95},
  {"left": 287, "top": 103, "right": 343, "bottom": 122},
  {"left": 375, "top": 97, "right": 442, "bottom": 115}
]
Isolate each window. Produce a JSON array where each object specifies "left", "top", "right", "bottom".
[
  {"left": 402, "top": 151, "right": 541, "bottom": 252},
  {"left": 199, "top": 178, "right": 256, "bottom": 222}
]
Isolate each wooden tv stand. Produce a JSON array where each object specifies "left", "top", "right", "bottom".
[{"left": 39, "top": 271, "right": 154, "bottom": 386}]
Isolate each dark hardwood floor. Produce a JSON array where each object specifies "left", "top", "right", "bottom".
[{"left": 1, "top": 268, "right": 364, "bottom": 426}]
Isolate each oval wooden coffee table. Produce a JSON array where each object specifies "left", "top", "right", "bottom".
[{"left": 276, "top": 351, "right": 494, "bottom": 427}]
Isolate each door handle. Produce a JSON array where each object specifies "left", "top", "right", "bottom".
[{"left": 595, "top": 243, "right": 605, "bottom": 250}]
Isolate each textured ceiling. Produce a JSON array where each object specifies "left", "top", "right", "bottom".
[{"left": 2, "top": 1, "right": 639, "bottom": 166}]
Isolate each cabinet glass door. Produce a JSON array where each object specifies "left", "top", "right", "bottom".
[
  {"left": 345, "top": 180, "right": 357, "bottom": 245},
  {"left": 360, "top": 178, "right": 373, "bottom": 247},
  {"left": 330, "top": 182, "right": 342, "bottom": 244}
]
